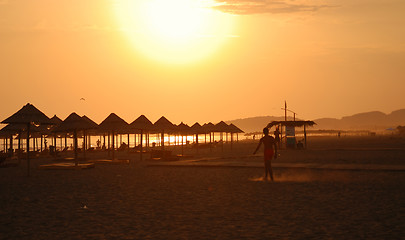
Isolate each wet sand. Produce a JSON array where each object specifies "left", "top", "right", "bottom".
[{"left": 0, "top": 135, "right": 404, "bottom": 239}]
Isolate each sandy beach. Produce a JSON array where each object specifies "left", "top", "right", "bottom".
[{"left": 1, "top": 135, "right": 404, "bottom": 239}]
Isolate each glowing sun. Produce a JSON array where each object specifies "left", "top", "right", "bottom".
[{"left": 114, "top": 0, "right": 235, "bottom": 64}]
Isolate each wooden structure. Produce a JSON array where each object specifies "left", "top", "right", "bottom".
[
  {"left": 1, "top": 103, "right": 52, "bottom": 176},
  {"left": 266, "top": 120, "right": 316, "bottom": 148}
]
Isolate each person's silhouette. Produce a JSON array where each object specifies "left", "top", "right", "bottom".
[{"left": 253, "top": 128, "right": 278, "bottom": 181}]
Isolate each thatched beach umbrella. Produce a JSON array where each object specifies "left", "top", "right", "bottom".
[
  {"left": 191, "top": 122, "right": 203, "bottom": 140},
  {"left": 202, "top": 122, "right": 215, "bottom": 140},
  {"left": 215, "top": 121, "right": 230, "bottom": 135},
  {"left": 0, "top": 123, "right": 27, "bottom": 155},
  {"left": 215, "top": 121, "right": 230, "bottom": 153},
  {"left": 228, "top": 123, "right": 244, "bottom": 149},
  {"left": 1, "top": 103, "right": 52, "bottom": 176},
  {"left": 202, "top": 122, "right": 216, "bottom": 152},
  {"left": 47, "top": 115, "right": 63, "bottom": 150},
  {"left": 190, "top": 122, "right": 203, "bottom": 152},
  {"left": 81, "top": 115, "right": 99, "bottom": 151},
  {"left": 49, "top": 115, "right": 63, "bottom": 127},
  {"left": 98, "top": 113, "right": 129, "bottom": 160},
  {"left": 153, "top": 116, "right": 175, "bottom": 151},
  {"left": 228, "top": 123, "right": 244, "bottom": 141},
  {"left": 53, "top": 112, "right": 96, "bottom": 164},
  {"left": 176, "top": 122, "right": 190, "bottom": 156},
  {"left": 130, "top": 115, "right": 154, "bottom": 160}
]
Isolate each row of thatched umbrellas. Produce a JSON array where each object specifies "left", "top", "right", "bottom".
[{"left": 1, "top": 103, "right": 244, "bottom": 175}]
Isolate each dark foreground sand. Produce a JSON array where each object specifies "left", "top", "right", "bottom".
[{"left": 0, "top": 136, "right": 404, "bottom": 239}]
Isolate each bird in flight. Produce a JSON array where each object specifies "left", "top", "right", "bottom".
[{"left": 80, "top": 98, "right": 86, "bottom": 101}]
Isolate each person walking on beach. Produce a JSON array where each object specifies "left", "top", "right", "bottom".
[{"left": 253, "top": 128, "right": 278, "bottom": 181}]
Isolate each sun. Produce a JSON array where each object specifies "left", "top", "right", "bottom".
[{"left": 114, "top": 0, "right": 235, "bottom": 64}]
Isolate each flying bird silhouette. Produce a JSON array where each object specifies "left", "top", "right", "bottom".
[{"left": 80, "top": 98, "right": 86, "bottom": 101}]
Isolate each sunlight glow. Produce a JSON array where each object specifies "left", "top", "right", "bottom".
[{"left": 114, "top": 0, "right": 236, "bottom": 64}]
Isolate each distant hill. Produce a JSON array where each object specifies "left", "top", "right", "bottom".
[{"left": 226, "top": 109, "right": 405, "bottom": 133}]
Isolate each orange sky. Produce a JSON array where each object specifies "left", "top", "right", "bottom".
[{"left": 0, "top": 0, "right": 404, "bottom": 125}]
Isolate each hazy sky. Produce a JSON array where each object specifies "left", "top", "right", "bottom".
[{"left": 1, "top": 0, "right": 404, "bottom": 125}]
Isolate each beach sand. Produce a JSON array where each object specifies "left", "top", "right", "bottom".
[{"left": 0, "top": 135, "right": 404, "bottom": 239}]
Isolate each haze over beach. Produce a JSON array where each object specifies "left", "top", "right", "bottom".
[
  {"left": 1, "top": 1, "right": 405, "bottom": 239},
  {"left": 1, "top": 0, "right": 404, "bottom": 124}
]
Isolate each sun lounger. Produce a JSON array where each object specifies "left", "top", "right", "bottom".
[{"left": 38, "top": 162, "right": 95, "bottom": 170}]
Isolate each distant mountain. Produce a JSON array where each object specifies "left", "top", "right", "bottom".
[
  {"left": 226, "top": 109, "right": 405, "bottom": 133},
  {"left": 226, "top": 116, "right": 297, "bottom": 134}
]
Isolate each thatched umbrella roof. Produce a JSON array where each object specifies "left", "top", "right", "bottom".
[
  {"left": 215, "top": 121, "right": 230, "bottom": 133},
  {"left": 153, "top": 116, "right": 175, "bottom": 132},
  {"left": 176, "top": 122, "right": 191, "bottom": 135},
  {"left": 266, "top": 120, "right": 316, "bottom": 128},
  {"left": 0, "top": 124, "right": 27, "bottom": 137},
  {"left": 202, "top": 122, "right": 215, "bottom": 133},
  {"left": 1, "top": 103, "right": 51, "bottom": 176},
  {"left": 228, "top": 123, "right": 244, "bottom": 133},
  {"left": 190, "top": 122, "right": 203, "bottom": 134},
  {"left": 53, "top": 113, "right": 96, "bottom": 132},
  {"left": 98, "top": 113, "right": 129, "bottom": 134},
  {"left": 50, "top": 115, "right": 63, "bottom": 125},
  {"left": 81, "top": 115, "right": 99, "bottom": 135},
  {"left": 130, "top": 115, "right": 153, "bottom": 131},
  {"left": 81, "top": 115, "right": 99, "bottom": 129},
  {"left": 1, "top": 103, "right": 52, "bottom": 125}
]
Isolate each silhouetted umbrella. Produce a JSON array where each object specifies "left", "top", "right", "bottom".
[
  {"left": 228, "top": 123, "right": 244, "bottom": 142},
  {"left": 1, "top": 103, "right": 52, "bottom": 176},
  {"left": 228, "top": 123, "right": 244, "bottom": 148},
  {"left": 46, "top": 115, "right": 64, "bottom": 150},
  {"left": 53, "top": 113, "right": 95, "bottom": 132},
  {"left": 176, "top": 122, "right": 191, "bottom": 135},
  {"left": 153, "top": 116, "right": 175, "bottom": 150},
  {"left": 53, "top": 113, "right": 96, "bottom": 163},
  {"left": 202, "top": 122, "right": 216, "bottom": 152},
  {"left": 130, "top": 115, "right": 154, "bottom": 160},
  {"left": 98, "top": 113, "right": 129, "bottom": 160},
  {"left": 176, "top": 122, "right": 190, "bottom": 156},
  {"left": 130, "top": 115, "right": 154, "bottom": 130},
  {"left": 81, "top": 115, "right": 99, "bottom": 154},
  {"left": 0, "top": 123, "right": 27, "bottom": 137},
  {"left": 228, "top": 123, "right": 244, "bottom": 134},
  {"left": 215, "top": 121, "right": 230, "bottom": 153},
  {"left": 50, "top": 115, "right": 63, "bottom": 126},
  {"left": 2, "top": 103, "right": 52, "bottom": 125},
  {"left": 190, "top": 122, "right": 203, "bottom": 152},
  {"left": 190, "top": 122, "right": 203, "bottom": 134},
  {"left": 215, "top": 121, "right": 230, "bottom": 133},
  {"left": 0, "top": 124, "right": 30, "bottom": 155},
  {"left": 202, "top": 122, "right": 216, "bottom": 135}
]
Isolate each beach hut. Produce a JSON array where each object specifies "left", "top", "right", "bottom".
[
  {"left": 98, "top": 113, "right": 129, "bottom": 160},
  {"left": 1, "top": 103, "right": 52, "bottom": 176},
  {"left": 129, "top": 115, "right": 154, "bottom": 160}
]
